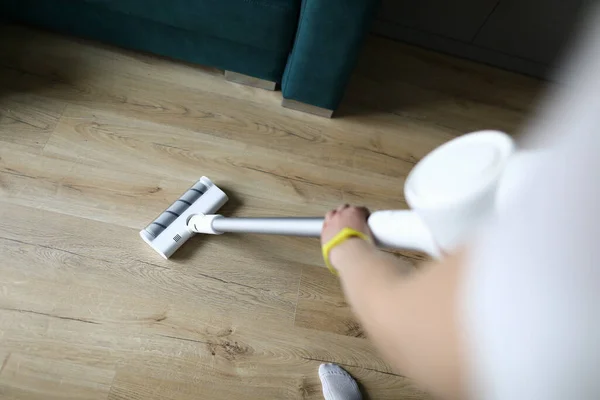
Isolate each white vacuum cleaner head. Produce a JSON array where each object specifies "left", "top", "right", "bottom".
[{"left": 139, "top": 177, "right": 228, "bottom": 259}]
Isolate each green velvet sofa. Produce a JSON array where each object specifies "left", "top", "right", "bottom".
[{"left": 0, "top": 0, "right": 380, "bottom": 116}]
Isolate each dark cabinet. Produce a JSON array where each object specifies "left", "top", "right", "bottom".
[
  {"left": 373, "top": 0, "right": 588, "bottom": 78},
  {"left": 473, "top": 0, "right": 585, "bottom": 65},
  {"left": 377, "top": 0, "right": 498, "bottom": 42}
]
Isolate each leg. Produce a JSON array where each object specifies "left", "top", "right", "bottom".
[
  {"left": 224, "top": 70, "right": 276, "bottom": 91},
  {"left": 319, "top": 363, "right": 362, "bottom": 400}
]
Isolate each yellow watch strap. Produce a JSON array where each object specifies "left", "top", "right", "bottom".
[{"left": 322, "top": 227, "right": 370, "bottom": 275}]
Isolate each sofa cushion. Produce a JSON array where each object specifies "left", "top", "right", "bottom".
[
  {"left": 1, "top": 0, "right": 289, "bottom": 81},
  {"left": 82, "top": 0, "right": 300, "bottom": 52}
]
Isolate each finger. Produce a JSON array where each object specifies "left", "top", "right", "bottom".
[
  {"left": 325, "top": 210, "right": 336, "bottom": 220},
  {"left": 358, "top": 206, "right": 371, "bottom": 217},
  {"left": 336, "top": 204, "right": 350, "bottom": 212}
]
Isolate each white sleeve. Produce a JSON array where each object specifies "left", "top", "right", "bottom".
[{"left": 461, "top": 9, "right": 600, "bottom": 400}]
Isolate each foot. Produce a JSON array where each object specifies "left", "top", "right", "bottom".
[{"left": 318, "top": 363, "right": 362, "bottom": 400}]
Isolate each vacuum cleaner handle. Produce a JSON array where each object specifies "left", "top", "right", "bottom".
[
  {"left": 203, "top": 210, "right": 438, "bottom": 256},
  {"left": 368, "top": 210, "right": 439, "bottom": 256},
  {"left": 210, "top": 216, "right": 323, "bottom": 236}
]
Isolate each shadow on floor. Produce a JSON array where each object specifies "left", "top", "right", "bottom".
[
  {"left": 0, "top": 24, "right": 87, "bottom": 98},
  {"left": 337, "top": 35, "right": 547, "bottom": 134}
]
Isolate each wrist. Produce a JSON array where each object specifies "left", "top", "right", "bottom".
[{"left": 329, "top": 237, "right": 373, "bottom": 271}]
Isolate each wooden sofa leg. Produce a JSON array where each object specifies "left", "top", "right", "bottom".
[
  {"left": 281, "top": 99, "right": 334, "bottom": 118},
  {"left": 224, "top": 70, "right": 276, "bottom": 91}
]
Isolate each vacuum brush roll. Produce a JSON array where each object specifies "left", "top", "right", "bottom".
[{"left": 142, "top": 180, "right": 209, "bottom": 239}]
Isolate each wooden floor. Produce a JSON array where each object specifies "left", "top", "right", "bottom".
[{"left": 0, "top": 25, "right": 543, "bottom": 399}]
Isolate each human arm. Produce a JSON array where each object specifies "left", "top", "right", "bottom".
[{"left": 321, "top": 205, "right": 467, "bottom": 399}]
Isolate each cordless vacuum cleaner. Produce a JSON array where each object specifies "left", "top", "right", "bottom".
[{"left": 141, "top": 131, "right": 538, "bottom": 259}]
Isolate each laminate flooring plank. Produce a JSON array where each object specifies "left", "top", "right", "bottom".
[{"left": 0, "top": 22, "right": 543, "bottom": 400}]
